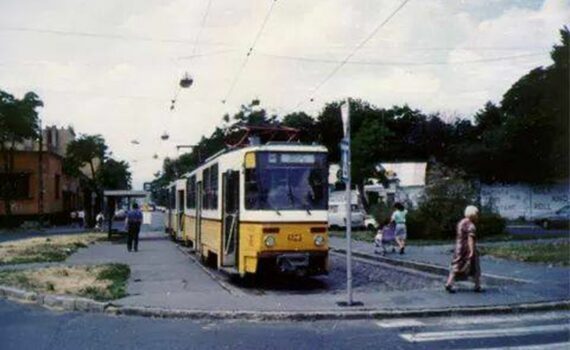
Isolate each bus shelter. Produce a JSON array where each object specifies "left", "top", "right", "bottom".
[{"left": 103, "top": 190, "right": 149, "bottom": 238}]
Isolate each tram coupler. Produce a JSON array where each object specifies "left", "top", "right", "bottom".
[{"left": 276, "top": 253, "right": 310, "bottom": 275}]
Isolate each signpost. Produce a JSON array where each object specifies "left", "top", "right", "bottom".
[{"left": 338, "top": 100, "right": 361, "bottom": 307}]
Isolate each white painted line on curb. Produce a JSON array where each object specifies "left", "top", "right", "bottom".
[
  {"left": 470, "top": 341, "right": 570, "bottom": 350},
  {"left": 400, "top": 324, "right": 570, "bottom": 342}
]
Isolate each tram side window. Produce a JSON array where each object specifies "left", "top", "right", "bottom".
[
  {"left": 202, "top": 164, "right": 219, "bottom": 210},
  {"left": 202, "top": 168, "right": 210, "bottom": 209},
  {"left": 210, "top": 164, "right": 218, "bottom": 210},
  {"left": 186, "top": 176, "right": 196, "bottom": 209},
  {"left": 169, "top": 188, "right": 175, "bottom": 209}
]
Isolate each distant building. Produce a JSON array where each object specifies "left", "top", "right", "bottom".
[
  {"left": 0, "top": 126, "right": 83, "bottom": 225},
  {"left": 364, "top": 162, "right": 427, "bottom": 207}
]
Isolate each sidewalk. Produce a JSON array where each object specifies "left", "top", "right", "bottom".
[
  {"left": 63, "top": 231, "right": 569, "bottom": 313},
  {"left": 1, "top": 228, "right": 569, "bottom": 317},
  {"left": 329, "top": 237, "right": 570, "bottom": 287}
]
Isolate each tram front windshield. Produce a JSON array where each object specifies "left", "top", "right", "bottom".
[{"left": 245, "top": 152, "right": 328, "bottom": 211}]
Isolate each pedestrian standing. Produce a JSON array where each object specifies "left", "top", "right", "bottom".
[
  {"left": 391, "top": 202, "right": 408, "bottom": 254},
  {"left": 95, "top": 212, "right": 104, "bottom": 232},
  {"left": 445, "top": 205, "right": 483, "bottom": 293},
  {"left": 126, "top": 203, "right": 143, "bottom": 252}
]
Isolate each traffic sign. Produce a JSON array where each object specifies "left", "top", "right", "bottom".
[
  {"left": 340, "top": 138, "right": 349, "bottom": 152},
  {"left": 340, "top": 148, "right": 349, "bottom": 181}
]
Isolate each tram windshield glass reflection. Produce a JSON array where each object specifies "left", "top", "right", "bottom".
[{"left": 245, "top": 152, "right": 328, "bottom": 211}]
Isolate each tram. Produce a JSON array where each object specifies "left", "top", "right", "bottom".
[{"left": 165, "top": 142, "right": 329, "bottom": 276}]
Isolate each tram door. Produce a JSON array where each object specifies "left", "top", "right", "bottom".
[
  {"left": 222, "top": 170, "right": 239, "bottom": 267},
  {"left": 195, "top": 181, "right": 202, "bottom": 253}
]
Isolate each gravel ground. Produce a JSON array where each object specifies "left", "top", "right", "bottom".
[{"left": 228, "top": 254, "right": 442, "bottom": 295}]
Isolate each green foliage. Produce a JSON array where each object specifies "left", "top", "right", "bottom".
[
  {"left": 95, "top": 263, "right": 130, "bottom": 300},
  {"left": 480, "top": 241, "right": 569, "bottom": 266},
  {"left": 98, "top": 158, "right": 132, "bottom": 190},
  {"left": 477, "top": 212, "right": 507, "bottom": 238},
  {"left": 65, "top": 134, "right": 107, "bottom": 178},
  {"left": 407, "top": 164, "right": 478, "bottom": 240}
]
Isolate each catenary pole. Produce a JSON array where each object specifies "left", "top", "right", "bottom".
[{"left": 341, "top": 99, "right": 353, "bottom": 305}]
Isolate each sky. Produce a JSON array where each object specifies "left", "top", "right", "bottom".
[{"left": 0, "top": 0, "right": 568, "bottom": 189}]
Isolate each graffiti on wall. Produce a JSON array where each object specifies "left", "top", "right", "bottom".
[{"left": 481, "top": 184, "right": 569, "bottom": 220}]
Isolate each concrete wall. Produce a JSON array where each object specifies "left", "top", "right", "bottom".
[{"left": 481, "top": 183, "right": 569, "bottom": 220}]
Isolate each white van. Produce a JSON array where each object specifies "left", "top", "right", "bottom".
[{"left": 328, "top": 190, "right": 365, "bottom": 229}]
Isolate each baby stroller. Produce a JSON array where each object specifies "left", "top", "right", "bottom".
[{"left": 374, "top": 223, "right": 397, "bottom": 255}]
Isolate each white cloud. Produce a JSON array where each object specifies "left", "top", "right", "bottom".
[{"left": 0, "top": 0, "right": 567, "bottom": 188}]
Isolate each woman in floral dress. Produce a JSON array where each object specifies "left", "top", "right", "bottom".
[{"left": 445, "top": 205, "right": 483, "bottom": 293}]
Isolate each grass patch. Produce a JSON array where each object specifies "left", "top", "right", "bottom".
[
  {"left": 480, "top": 241, "right": 570, "bottom": 266},
  {"left": 0, "top": 233, "right": 105, "bottom": 265},
  {"left": 0, "top": 263, "right": 130, "bottom": 301},
  {"left": 330, "top": 230, "right": 568, "bottom": 246}
]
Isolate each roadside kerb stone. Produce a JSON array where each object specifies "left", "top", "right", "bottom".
[
  {"left": 74, "top": 297, "right": 109, "bottom": 313},
  {"left": 0, "top": 285, "right": 38, "bottom": 302},
  {"left": 43, "top": 294, "right": 80, "bottom": 310},
  {"left": 113, "top": 300, "right": 570, "bottom": 321},
  {"left": 0, "top": 282, "right": 568, "bottom": 320},
  {"left": 331, "top": 248, "right": 530, "bottom": 285}
]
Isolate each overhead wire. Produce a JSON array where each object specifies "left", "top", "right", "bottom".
[
  {"left": 293, "top": 0, "right": 412, "bottom": 111},
  {"left": 169, "top": 0, "right": 214, "bottom": 111},
  {"left": 257, "top": 51, "right": 547, "bottom": 67},
  {"left": 221, "top": 0, "right": 278, "bottom": 104}
]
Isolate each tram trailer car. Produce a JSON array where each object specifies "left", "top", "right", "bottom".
[{"left": 165, "top": 143, "right": 329, "bottom": 277}]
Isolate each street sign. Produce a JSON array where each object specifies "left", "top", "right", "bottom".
[
  {"left": 340, "top": 138, "right": 349, "bottom": 152},
  {"left": 340, "top": 145, "right": 349, "bottom": 182}
]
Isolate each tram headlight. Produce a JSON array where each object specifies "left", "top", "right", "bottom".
[
  {"left": 314, "top": 235, "right": 325, "bottom": 247},
  {"left": 264, "top": 235, "right": 276, "bottom": 248}
]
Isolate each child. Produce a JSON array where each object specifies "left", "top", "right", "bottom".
[{"left": 374, "top": 220, "right": 396, "bottom": 255}]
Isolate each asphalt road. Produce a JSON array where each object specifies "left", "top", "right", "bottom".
[{"left": 0, "top": 300, "right": 568, "bottom": 350}]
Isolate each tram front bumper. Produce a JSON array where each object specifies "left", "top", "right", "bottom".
[{"left": 257, "top": 251, "right": 328, "bottom": 276}]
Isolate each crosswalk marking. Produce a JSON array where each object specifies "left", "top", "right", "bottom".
[
  {"left": 376, "top": 319, "right": 424, "bottom": 328},
  {"left": 474, "top": 341, "right": 570, "bottom": 350},
  {"left": 376, "top": 312, "right": 570, "bottom": 329},
  {"left": 400, "top": 324, "right": 570, "bottom": 342}
]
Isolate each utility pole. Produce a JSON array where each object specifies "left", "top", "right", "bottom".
[
  {"left": 338, "top": 99, "right": 362, "bottom": 307},
  {"left": 38, "top": 119, "right": 44, "bottom": 226}
]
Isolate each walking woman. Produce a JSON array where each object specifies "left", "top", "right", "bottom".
[
  {"left": 391, "top": 202, "right": 408, "bottom": 254},
  {"left": 445, "top": 205, "right": 483, "bottom": 293}
]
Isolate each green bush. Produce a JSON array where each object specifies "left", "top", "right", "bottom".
[{"left": 477, "top": 212, "right": 506, "bottom": 238}]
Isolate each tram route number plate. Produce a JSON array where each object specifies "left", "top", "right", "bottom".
[{"left": 287, "top": 233, "right": 302, "bottom": 242}]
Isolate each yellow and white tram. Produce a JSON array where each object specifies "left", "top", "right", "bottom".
[{"left": 165, "top": 143, "right": 329, "bottom": 276}]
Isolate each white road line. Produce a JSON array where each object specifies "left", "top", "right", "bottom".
[
  {"left": 376, "top": 312, "right": 570, "bottom": 329},
  {"left": 376, "top": 319, "right": 425, "bottom": 328},
  {"left": 400, "top": 324, "right": 570, "bottom": 342},
  {"left": 470, "top": 341, "right": 570, "bottom": 350}
]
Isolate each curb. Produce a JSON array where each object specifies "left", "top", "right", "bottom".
[
  {"left": 331, "top": 248, "right": 530, "bottom": 285},
  {"left": 0, "top": 284, "right": 568, "bottom": 321}
]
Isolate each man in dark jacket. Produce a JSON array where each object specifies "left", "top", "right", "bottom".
[{"left": 126, "top": 203, "right": 143, "bottom": 252}]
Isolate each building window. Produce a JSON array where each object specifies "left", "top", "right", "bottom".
[
  {"left": 186, "top": 175, "right": 196, "bottom": 209},
  {"left": 55, "top": 174, "right": 61, "bottom": 200},
  {"left": 0, "top": 173, "right": 31, "bottom": 199}
]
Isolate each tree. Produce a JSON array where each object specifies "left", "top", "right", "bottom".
[
  {"left": 0, "top": 90, "right": 43, "bottom": 216},
  {"left": 282, "top": 112, "right": 318, "bottom": 144},
  {"left": 66, "top": 135, "right": 107, "bottom": 180},
  {"left": 98, "top": 158, "right": 132, "bottom": 190}
]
